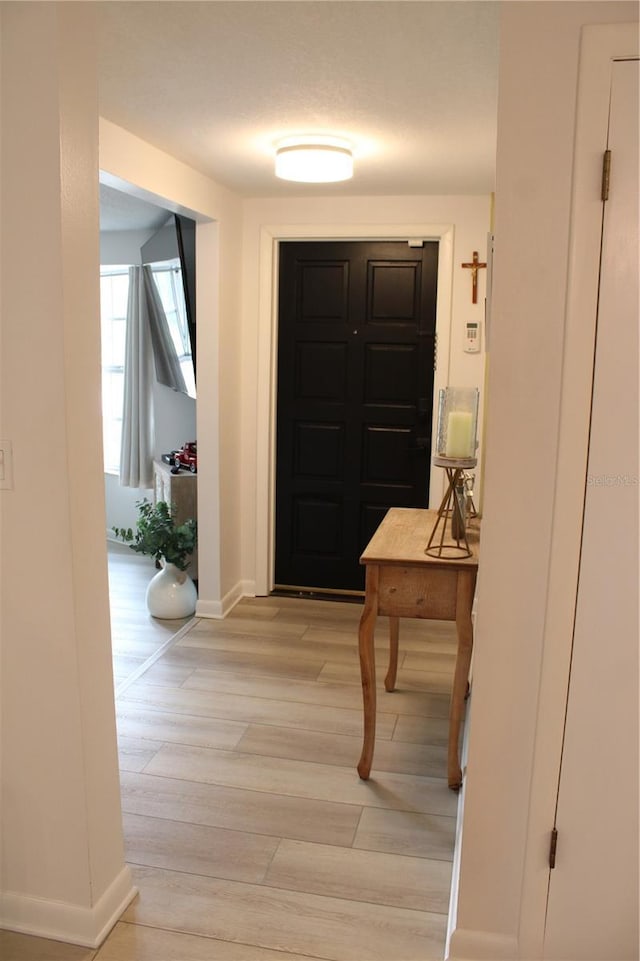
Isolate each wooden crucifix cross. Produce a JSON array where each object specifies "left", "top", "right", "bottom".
[{"left": 461, "top": 251, "right": 487, "bottom": 304}]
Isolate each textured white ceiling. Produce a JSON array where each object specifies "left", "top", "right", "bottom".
[{"left": 97, "top": 1, "right": 499, "bottom": 204}]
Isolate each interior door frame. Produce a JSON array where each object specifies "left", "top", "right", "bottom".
[{"left": 254, "top": 223, "right": 454, "bottom": 595}]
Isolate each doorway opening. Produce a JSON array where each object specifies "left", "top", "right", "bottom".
[{"left": 99, "top": 180, "right": 200, "bottom": 688}]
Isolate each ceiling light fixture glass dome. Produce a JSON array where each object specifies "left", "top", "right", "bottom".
[{"left": 274, "top": 137, "right": 354, "bottom": 183}]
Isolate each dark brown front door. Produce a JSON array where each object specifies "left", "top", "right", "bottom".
[{"left": 275, "top": 240, "right": 438, "bottom": 592}]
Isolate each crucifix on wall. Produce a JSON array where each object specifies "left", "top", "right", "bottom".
[{"left": 461, "top": 251, "right": 487, "bottom": 304}]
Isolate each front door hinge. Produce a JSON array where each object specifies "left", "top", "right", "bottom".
[
  {"left": 433, "top": 332, "right": 438, "bottom": 371},
  {"left": 549, "top": 827, "right": 558, "bottom": 869},
  {"left": 601, "top": 149, "right": 611, "bottom": 201}
]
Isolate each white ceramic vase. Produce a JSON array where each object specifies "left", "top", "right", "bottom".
[{"left": 145, "top": 560, "right": 197, "bottom": 619}]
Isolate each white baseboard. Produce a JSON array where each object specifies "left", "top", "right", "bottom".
[
  {"left": 446, "top": 699, "right": 520, "bottom": 961},
  {"left": 447, "top": 928, "right": 519, "bottom": 960},
  {"left": 446, "top": 761, "right": 468, "bottom": 956},
  {"left": 446, "top": 689, "right": 473, "bottom": 956},
  {"left": 195, "top": 598, "right": 224, "bottom": 618},
  {"left": 0, "top": 865, "right": 137, "bottom": 948},
  {"left": 196, "top": 580, "right": 256, "bottom": 619}
]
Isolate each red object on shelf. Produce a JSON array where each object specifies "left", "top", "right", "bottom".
[{"left": 173, "top": 441, "right": 197, "bottom": 473}]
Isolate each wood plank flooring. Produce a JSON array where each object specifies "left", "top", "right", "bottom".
[
  {"left": 107, "top": 541, "right": 193, "bottom": 696},
  {"left": 1, "top": 546, "right": 460, "bottom": 961}
]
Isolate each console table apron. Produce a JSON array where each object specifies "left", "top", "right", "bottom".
[{"left": 356, "top": 508, "right": 480, "bottom": 790}]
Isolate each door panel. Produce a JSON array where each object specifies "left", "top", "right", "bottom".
[
  {"left": 544, "top": 58, "right": 639, "bottom": 960},
  {"left": 275, "top": 240, "right": 438, "bottom": 592}
]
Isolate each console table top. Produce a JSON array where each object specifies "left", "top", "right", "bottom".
[{"left": 359, "top": 507, "right": 480, "bottom": 569}]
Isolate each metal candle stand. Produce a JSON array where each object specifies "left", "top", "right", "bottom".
[
  {"left": 425, "top": 386, "right": 479, "bottom": 559},
  {"left": 425, "top": 456, "right": 477, "bottom": 558}
]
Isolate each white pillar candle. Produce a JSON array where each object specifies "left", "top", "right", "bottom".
[{"left": 446, "top": 411, "right": 474, "bottom": 458}]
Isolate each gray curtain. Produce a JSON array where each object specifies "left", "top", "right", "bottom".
[
  {"left": 119, "top": 266, "right": 187, "bottom": 488},
  {"left": 119, "top": 266, "right": 155, "bottom": 488}
]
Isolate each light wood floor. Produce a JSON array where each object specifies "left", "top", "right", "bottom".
[
  {"left": 107, "top": 541, "right": 193, "bottom": 696},
  {"left": 1, "top": 545, "right": 460, "bottom": 961}
]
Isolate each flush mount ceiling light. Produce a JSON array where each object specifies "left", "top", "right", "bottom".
[{"left": 274, "top": 137, "right": 354, "bottom": 183}]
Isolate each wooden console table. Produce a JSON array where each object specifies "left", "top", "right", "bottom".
[{"left": 356, "top": 507, "right": 480, "bottom": 790}]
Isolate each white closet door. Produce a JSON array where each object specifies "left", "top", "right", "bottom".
[{"left": 544, "top": 57, "right": 639, "bottom": 960}]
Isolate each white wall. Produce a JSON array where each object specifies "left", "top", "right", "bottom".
[
  {"left": 100, "top": 228, "right": 153, "bottom": 265},
  {"left": 0, "top": 4, "right": 135, "bottom": 944},
  {"left": 240, "top": 195, "right": 491, "bottom": 597},
  {"left": 448, "top": 4, "right": 638, "bottom": 959}
]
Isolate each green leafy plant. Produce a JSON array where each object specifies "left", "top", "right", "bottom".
[{"left": 113, "top": 499, "right": 197, "bottom": 572}]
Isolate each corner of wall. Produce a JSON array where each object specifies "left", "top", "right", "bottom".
[
  {"left": 0, "top": 867, "right": 137, "bottom": 949},
  {"left": 196, "top": 578, "right": 254, "bottom": 619}
]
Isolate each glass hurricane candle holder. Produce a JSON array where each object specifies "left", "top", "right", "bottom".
[{"left": 435, "top": 387, "right": 479, "bottom": 460}]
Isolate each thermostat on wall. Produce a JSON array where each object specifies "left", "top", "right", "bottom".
[{"left": 464, "top": 321, "right": 481, "bottom": 353}]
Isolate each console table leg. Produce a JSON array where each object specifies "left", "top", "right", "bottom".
[
  {"left": 384, "top": 617, "right": 400, "bottom": 692},
  {"left": 357, "top": 566, "right": 379, "bottom": 780}
]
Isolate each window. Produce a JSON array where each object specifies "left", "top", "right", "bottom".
[
  {"left": 148, "top": 259, "right": 195, "bottom": 399},
  {"left": 100, "top": 259, "right": 194, "bottom": 473}
]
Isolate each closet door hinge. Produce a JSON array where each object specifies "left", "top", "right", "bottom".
[
  {"left": 601, "top": 150, "right": 612, "bottom": 201},
  {"left": 433, "top": 332, "right": 438, "bottom": 371},
  {"left": 549, "top": 827, "right": 559, "bottom": 869}
]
